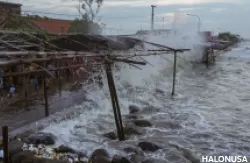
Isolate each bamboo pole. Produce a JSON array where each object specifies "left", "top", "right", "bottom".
[
  {"left": 107, "top": 63, "right": 124, "bottom": 140},
  {"left": 43, "top": 77, "right": 49, "bottom": 117},
  {"left": 105, "top": 62, "right": 124, "bottom": 141},
  {"left": 172, "top": 51, "right": 177, "bottom": 96},
  {"left": 3, "top": 64, "right": 90, "bottom": 77},
  {"left": 2, "top": 126, "right": 8, "bottom": 163},
  {"left": 0, "top": 51, "right": 98, "bottom": 57}
]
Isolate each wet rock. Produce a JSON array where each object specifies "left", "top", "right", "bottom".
[
  {"left": 26, "top": 132, "right": 56, "bottom": 145},
  {"left": 133, "top": 120, "right": 152, "bottom": 127},
  {"left": 10, "top": 151, "right": 34, "bottom": 163},
  {"left": 142, "top": 159, "right": 168, "bottom": 163},
  {"left": 8, "top": 140, "right": 24, "bottom": 157},
  {"left": 90, "top": 149, "right": 109, "bottom": 160},
  {"left": 123, "top": 127, "right": 142, "bottom": 136},
  {"left": 129, "top": 154, "right": 145, "bottom": 163},
  {"left": 112, "top": 155, "right": 132, "bottom": 163},
  {"left": 124, "top": 114, "right": 140, "bottom": 120},
  {"left": 123, "top": 147, "right": 144, "bottom": 155},
  {"left": 141, "top": 106, "right": 161, "bottom": 114},
  {"left": 138, "top": 142, "right": 161, "bottom": 152},
  {"left": 92, "top": 155, "right": 111, "bottom": 163},
  {"left": 103, "top": 132, "right": 117, "bottom": 140},
  {"left": 54, "top": 145, "right": 76, "bottom": 153},
  {"left": 129, "top": 105, "right": 141, "bottom": 114}
]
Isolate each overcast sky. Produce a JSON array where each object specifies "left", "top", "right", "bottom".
[{"left": 8, "top": 0, "right": 250, "bottom": 37}]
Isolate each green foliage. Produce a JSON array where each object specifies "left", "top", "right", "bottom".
[
  {"left": 67, "top": 18, "right": 102, "bottom": 34},
  {"left": 218, "top": 32, "right": 240, "bottom": 43},
  {"left": 3, "top": 14, "right": 48, "bottom": 34}
]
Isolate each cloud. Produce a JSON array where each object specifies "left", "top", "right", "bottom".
[
  {"left": 210, "top": 8, "right": 226, "bottom": 13},
  {"left": 103, "top": 0, "right": 239, "bottom": 7}
]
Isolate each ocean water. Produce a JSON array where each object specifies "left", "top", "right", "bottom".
[{"left": 42, "top": 34, "right": 250, "bottom": 162}]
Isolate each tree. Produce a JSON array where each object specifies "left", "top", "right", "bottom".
[
  {"left": 218, "top": 32, "right": 240, "bottom": 43},
  {"left": 67, "top": 18, "right": 102, "bottom": 34},
  {"left": 74, "top": 0, "right": 103, "bottom": 21}
]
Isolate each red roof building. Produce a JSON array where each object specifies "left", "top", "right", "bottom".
[{"left": 30, "top": 18, "right": 73, "bottom": 34}]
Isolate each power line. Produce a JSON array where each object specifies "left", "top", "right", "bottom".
[{"left": 22, "top": 10, "right": 148, "bottom": 19}]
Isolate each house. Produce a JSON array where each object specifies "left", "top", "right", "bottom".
[
  {"left": 30, "top": 18, "right": 73, "bottom": 34},
  {"left": 0, "top": 1, "right": 21, "bottom": 19},
  {"left": 136, "top": 29, "right": 172, "bottom": 35}
]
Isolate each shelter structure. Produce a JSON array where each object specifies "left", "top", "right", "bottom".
[{"left": 0, "top": 29, "right": 190, "bottom": 143}]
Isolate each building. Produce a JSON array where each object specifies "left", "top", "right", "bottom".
[
  {"left": 30, "top": 18, "right": 73, "bottom": 34},
  {"left": 0, "top": 1, "right": 22, "bottom": 18},
  {"left": 136, "top": 29, "right": 172, "bottom": 36}
]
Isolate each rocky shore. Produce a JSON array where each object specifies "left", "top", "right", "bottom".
[{"left": 0, "top": 105, "right": 201, "bottom": 163}]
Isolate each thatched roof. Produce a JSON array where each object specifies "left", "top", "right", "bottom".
[{"left": 0, "top": 30, "right": 143, "bottom": 52}]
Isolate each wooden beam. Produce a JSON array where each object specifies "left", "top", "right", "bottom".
[
  {"left": 0, "top": 51, "right": 98, "bottom": 57},
  {"left": 3, "top": 64, "right": 90, "bottom": 77},
  {"left": 0, "top": 56, "right": 93, "bottom": 67}
]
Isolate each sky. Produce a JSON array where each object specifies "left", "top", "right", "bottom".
[{"left": 6, "top": 0, "right": 250, "bottom": 37}]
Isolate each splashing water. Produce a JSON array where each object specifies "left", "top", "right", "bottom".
[{"left": 42, "top": 33, "right": 250, "bottom": 162}]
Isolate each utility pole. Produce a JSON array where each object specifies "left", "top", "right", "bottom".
[
  {"left": 151, "top": 5, "right": 156, "bottom": 30},
  {"left": 162, "top": 17, "right": 165, "bottom": 29}
]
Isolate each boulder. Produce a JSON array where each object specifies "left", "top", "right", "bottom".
[
  {"left": 10, "top": 151, "right": 34, "bottom": 163},
  {"left": 128, "top": 105, "right": 141, "bottom": 114},
  {"left": 112, "top": 155, "right": 132, "bottom": 163},
  {"left": 123, "top": 127, "right": 142, "bottom": 136},
  {"left": 123, "top": 147, "right": 144, "bottom": 155},
  {"left": 90, "top": 149, "right": 109, "bottom": 161},
  {"left": 129, "top": 154, "right": 145, "bottom": 163},
  {"left": 26, "top": 132, "right": 56, "bottom": 145},
  {"left": 54, "top": 145, "right": 76, "bottom": 154},
  {"left": 142, "top": 159, "right": 168, "bottom": 163},
  {"left": 138, "top": 142, "right": 161, "bottom": 152},
  {"left": 103, "top": 132, "right": 117, "bottom": 140},
  {"left": 8, "top": 140, "right": 24, "bottom": 157},
  {"left": 133, "top": 120, "right": 152, "bottom": 127},
  {"left": 92, "top": 155, "right": 111, "bottom": 163}
]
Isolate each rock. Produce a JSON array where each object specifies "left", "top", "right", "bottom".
[
  {"left": 124, "top": 114, "right": 140, "bottom": 120},
  {"left": 90, "top": 149, "right": 109, "bottom": 160},
  {"left": 138, "top": 142, "right": 161, "bottom": 152},
  {"left": 26, "top": 132, "right": 56, "bottom": 145},
  {"left": 128, "top": 105, "right": 141, "bottom": 114},
  {"left": 142, "top": 159, "right": 168, "bottom": 163},
  {"left": 92, "top": 156, "right": 111, "bottom": 163},
  {"left": 112, "top": 155, "right": 132, "bottom": 163},
  {"left": 141, "top": 106, "right": 161, "bottom": 114},
  {"left": 103, "top": 132, "right": 117, "bottom": 140},
  {"left": 54, "top": 145, "right": 76, "bottom": 153},
  {"left": 133, "top": 120, "right": 152, "bottom": 127},
  {"left": 123, "top": 127, "right": 142, "bottom": 136},
  {"left": 10, "top": 151, "right": 34, "bottom": 163},
  {"left": 129, "top": 154, "right": 145, "bottom": 163},
  {"left": 123, "top": 147, "right": 144, "bottom": 155},
  {"left": 8, "top": 140, "right": 24, "bottom": 157}
]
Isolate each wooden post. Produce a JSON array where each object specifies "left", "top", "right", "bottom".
[
  {"left": 2, "top": 126, "right": 9, "bottom": 163},
  {"left": 56, "top": 60, "right": 62, "bottom": 96},
  {"left": 172, "top": 51, "right": 177, "bottom": 96},
  {"left": 107, "top": 63, "right": 124, "bottom": 140},
  {"left": 43, "top": 77, "right": 49, "bottom": 117},
  {"left": 105, "top": 62, "right": 124, "bottom": 141}
]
